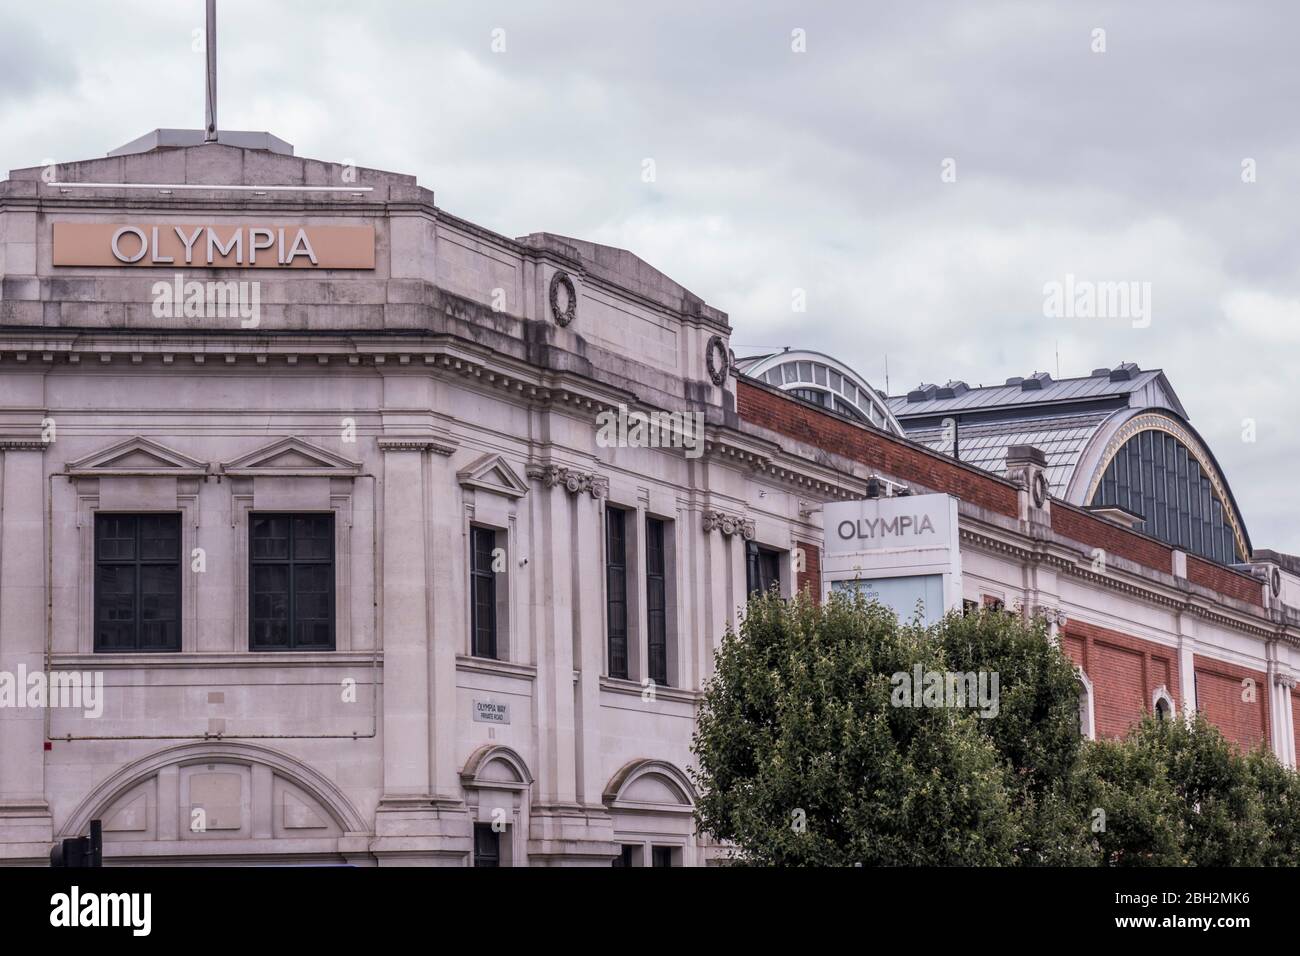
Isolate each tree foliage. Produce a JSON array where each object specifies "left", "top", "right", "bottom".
[
  {"left": 691, "top": 588, "right": 1300, "bottom": 866},
  {"left": 1079, "top": 713, "right": 1298, "bottom": 866}
]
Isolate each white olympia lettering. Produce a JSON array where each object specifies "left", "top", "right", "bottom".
[{"left": 175, "top": 226, "right": 203, "bottom": 264}]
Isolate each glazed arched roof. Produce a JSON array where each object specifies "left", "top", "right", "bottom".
[{"left": 735, "top": 349, "right": 904, "bottom": 436}]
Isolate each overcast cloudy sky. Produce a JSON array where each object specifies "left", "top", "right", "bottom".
[{"left": 3, "top": 0, "right": 1297, "bottom": 552}]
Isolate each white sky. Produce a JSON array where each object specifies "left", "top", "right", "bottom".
[{"left": 3, "top": 0, "right": 1297, "bottom": 553}]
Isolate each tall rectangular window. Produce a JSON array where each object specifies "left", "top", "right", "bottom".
[
  {"left": 646, "top": 517, "right": 668, "bottom": 686},
  {"left": 470, "top": 526, "right": 498, "bottom": 659},
  {"left": 606, "top": 508, "right": 629, "bottom": 679},
  {"left": 746, "top": 541, "right": 782, "bottom": 596},
  {"left": 94, "top": 513, "right": 181, "bottom": 652},
  {"left": 250, "top": 513, "right": 334, "bottom": 651}
]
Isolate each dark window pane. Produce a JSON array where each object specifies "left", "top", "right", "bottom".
[
  {"left": 470, "top": 527, "right": 498, "bottom": 659},
  {"left": 250, "top": 513, "right": 334, "bottom": 650},
  {"left": 94, "top": 514, "right": 181, "bottom": 652},
  {"left": 746, "top": 541, "right": 783, "bottom": 595},
  {"left": 1127, "top": 439, "right": 1143, "bottom": 517},
  {"left": 474, "top": 823, "right": 500, "bottom": 867},
  {"left": 652, "top": 846, "right": 673, "bottom": 868},
  {"left": 293, "top": 515, "right": 333, "bottom": 560},
  {"left": 606, "top": 509, "right": 628, "bottom": 679},
  {"left": 251, "top": 516, "right": 290, "bottom": 559},
  {"left": 139, "top": 515, "right": 179, "bottom": 560},
  {"left": 646, "top": 517, "right": 668, "bottom": 686}
]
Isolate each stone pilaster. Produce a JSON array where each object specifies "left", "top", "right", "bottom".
[
  {"left": 0, "top": 441, "right": 54, "bottom": 862},
  {"left": 1273, "top": 670, "right": 1296, "bottom": 768},
  {"left": 371, "top": 435, "right": 467, "bottom": 865},
  {"left": 525, "top": 462, "right": 615, "bottom": 863}
]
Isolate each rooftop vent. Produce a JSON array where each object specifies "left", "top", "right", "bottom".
[
  {"left": 1004, "top": 376, "right": 1024, "bottom": 386},
  {"left": 1109, "top": 362, "right": 1140, "bottom": 383},
  {"left": 906, "top": 383, "right": 939, "bottom": 403},
  {"left": 1091, "top": 367, "right": 1111, "bottom": 377},
  {"left": 1020, "top": 371, "right": 1053, "bottom": 391},
  {"left": 944, "top": 380, "right": 970, "bottom": 396}
]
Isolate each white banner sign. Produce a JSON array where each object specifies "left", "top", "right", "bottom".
[{"left": 825, "top": 493, "right": 954, "bottom": 555}]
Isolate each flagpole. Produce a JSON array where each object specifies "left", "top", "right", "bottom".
[{"left": 204, "top": 0, "right": 218, "bottom": 142}]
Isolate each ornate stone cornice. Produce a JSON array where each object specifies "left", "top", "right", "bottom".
[
  {"left": 702, "top": 509, "right": 755, "bottom": 540},
  {"left": 377, "top": 436, "right": 456, "bottom": 455},
  {"left": 527, "top": 464, "right": 608, "bottom": 499},
  {"left": 959, "top": 525, "right": 1280, "bottom": 642}
]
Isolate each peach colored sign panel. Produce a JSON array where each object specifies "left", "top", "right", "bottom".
[{"left": 52, "top": 222, "right": 375, "bottom": 269}]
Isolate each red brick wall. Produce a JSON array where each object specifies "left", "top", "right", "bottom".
[
  {"left": 796, "top": 542, "right": 821, "bottom": 603},
  {"left": 736, "top": 379, "right": 1020, "bottom": 517},
  {"left": 1050, "top": 503, "right": 1175, "bottom": 573},
  {"left": 1063, "top": 620, "right": 1180, "bottom": 740},
  {"left": 1187, "top": 555, "right": 1263, "bottom": 606},
  {"left": 1194, "top": 655, "right": 1270, "bottom": 751},
  {"left": 737, "top": 378, "right": 1265, "bottom": 610}
]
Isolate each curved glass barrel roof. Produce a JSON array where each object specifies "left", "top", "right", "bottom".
[
  {"left": 735, "top": 349, "right": 904, "bottom": 435},
  {"left": 1089, "top": 425, "right": 1243, "bottom": 564},
  {"left": 884, "top": 362, "right": 1251, "bottom": 566}
]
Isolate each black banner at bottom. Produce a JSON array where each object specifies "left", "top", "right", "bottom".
[{"left": 0, "top": 865, "right": 1272, "bottom": 941}]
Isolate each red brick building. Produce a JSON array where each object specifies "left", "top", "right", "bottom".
[{"left": 734, "top": 353, "right": 1299, "bottom": 761}]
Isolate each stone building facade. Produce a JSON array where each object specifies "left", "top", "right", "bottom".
[{"left": 1, "top": 133, "right": 1298, "bottom": 865}]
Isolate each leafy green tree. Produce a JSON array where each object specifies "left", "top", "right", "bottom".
[
  {"left": 692, "top": 587, "right": 1300, "bottom": 867},
  {"left": 932, "top": 607, "right": 1095, "bottom": 864},
  {"left": 1244, "top": 747, "right": 1300, "bottom": 865},
  {"left": 691, "top": 590, "right": 1078, "bottom": 865},
  {"left": 1078, "top": 714, "right": 1279, "bottom": 866}
]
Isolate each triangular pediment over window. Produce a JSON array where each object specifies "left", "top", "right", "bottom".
[
  {"left": 457, "top": 453, "right": 528, "bottom": 499},
  {"left": 219, "top": 437, "right": 361, "bottom": 477},
  {"left": 65, "top": 436, "right": 210, "bottom": 478}
]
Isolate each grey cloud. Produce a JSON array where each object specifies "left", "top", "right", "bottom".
[{"left": 1, "top": 0, "right": 1296, "bottom": 549}]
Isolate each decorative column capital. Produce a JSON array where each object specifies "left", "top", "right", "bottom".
[
  {"left": 1275, "top": 673, "right": 1297, "bottom": 690},
  {"left": 527, "top": 464, "right": 608, "bottom": 499},
  {"left": 1030, "top": 604, "right": 1068, "bottom": 626},
  {"left": 702, "top": 509, "right": 755, "bottom": 540}
]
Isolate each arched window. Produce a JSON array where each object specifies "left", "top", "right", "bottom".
[
  {"left": 736, "top": 350, "right": 904, "bottom": 435},
  {"left": 603, "top": 759, "right": 698, "bottom": 867},
  {"left": 1076, "top": 668, "right": 1096, "bottom": 740},
  {"left": 1153, "top": 686, "right": 1175, "bottom": 722},
  {"left": 1090, "top": 429, "right": 1242, "bottom": 564}
]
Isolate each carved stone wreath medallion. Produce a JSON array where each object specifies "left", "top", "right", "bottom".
[
  {"left": 1031, "top": 471, "right": 1048, "bottom": 509},
  {"left": 705, "top": 335, "right": 730, "bottom": 386},
  {"left": 549, "top": 270, "right": 577, "bottom": 327}
]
